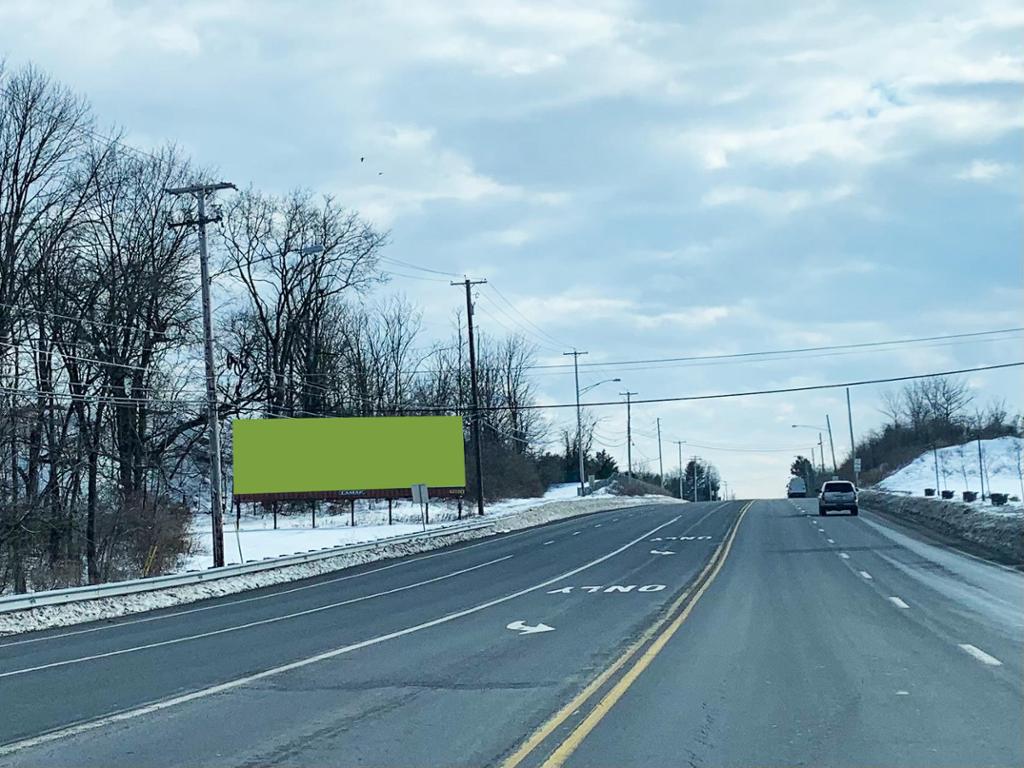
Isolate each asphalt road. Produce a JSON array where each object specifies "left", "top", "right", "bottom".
[{"left": 1, "top": 498, "right": 1020, "bottom": 767}]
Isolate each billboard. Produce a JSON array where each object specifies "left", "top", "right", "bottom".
[{"left": 232, "top": 415, "right": 466, "bottom": 501}]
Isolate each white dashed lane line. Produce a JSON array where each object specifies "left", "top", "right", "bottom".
[
  {"left": 859, "top": 571, "right": 872, "bottom": 580},
  {"left": 839, "top": 552, "right": 850, "bottom": 559},
  {"left": 543, "top": 541, "right": 554, "bottom": 546},
  {"left": 572, "top": 531, "right": 581, "bottom": 536},
  {"left": 827, "top": 538, "right": 835, "bottom": 544},
  {"left": 958, "top": 644, "right": 1003, "bottom": 666},
  {"left": 888, "top": 596, "right": 910, "bottom": 609}
]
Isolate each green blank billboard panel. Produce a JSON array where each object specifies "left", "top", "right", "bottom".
[{"left": 232, "top": 416, "right": 465, "bottom": 497}]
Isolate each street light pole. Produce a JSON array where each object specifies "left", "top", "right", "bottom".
[
  {"left": 825, "top": 414, "right": 837, "bottom": 476},
  {"left": 674, "top": 440, "right": 684, "bottom": 499},
  {"left": 166, "top": 181, "right": 236, "bottom": 568},
  {"left": 656, "top": 417, "right": 664, "bottom": 487},
  {"left": 620, "top": 390, "right": 638, "bottom": 478},
  {"left": 564, "top": 350, "right": 588, "bottom": 497},
  {"left": 846, "top": 387, "right": 858, "bottom": 485}
]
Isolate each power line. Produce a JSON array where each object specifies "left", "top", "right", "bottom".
[
  {"left": 474, "top": 294, "right": 564, "bottom": 353},
  {"left": 522, "top": 327, "right": 1024, "bottom": 372},
  {"left": 471, "top": 361, "right": 1024, "bottom": 412},
  {"left": 0, "top": 340, "right": 201, "bottom": 374},
  {"left": 379, "top": 256, "right": 461, "bottom": 278},
  {"left": 0, "top": 83, "right": 167, "bottom": 165},
  {"left": 487, "top": 283, "right": 569, "bottom": 350}
]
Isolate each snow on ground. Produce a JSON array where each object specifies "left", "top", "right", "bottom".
[
  {"left": 182, "top": 483, "right": 663, "bottom": 572},
  {"left": 4, "top": 487, "right": 678, "bottom": 635},
  {"left": 875, "top": 436, "right": 1024, "bottom": 512}
]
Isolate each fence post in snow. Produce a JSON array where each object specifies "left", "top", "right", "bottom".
[
  {"left": 388, "top": 498, "right": 393, "bottom": 525},
  {"left": 312, "top": 501, "right": 317, "bottom": 529},
  {"left": 977, "top": 437, "right": 986, "bottom": 500}
]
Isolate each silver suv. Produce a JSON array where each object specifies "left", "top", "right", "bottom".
[{"left": 819, "top": 480, "right": 858, "bottom": 516}]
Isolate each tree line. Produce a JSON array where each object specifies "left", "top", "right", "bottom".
[
  {"left": 0, "top": 63, "right": 597, "bottom": 593},
  {"left": 790, "top": 376, "right": 1020, "bottom": 490}
]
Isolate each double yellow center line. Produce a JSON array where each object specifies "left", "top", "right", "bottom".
[{"left": 501, "top": 500, "right": 754, "bottom": 768}]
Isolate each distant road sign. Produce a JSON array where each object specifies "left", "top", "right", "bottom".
[{"left": 854, "top": 457, "right": 862, "bottom": 472}]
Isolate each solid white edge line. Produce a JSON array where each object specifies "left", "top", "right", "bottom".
[
  {"left": 0, "top": 513, "right": 692, "bottom": 756},
  {"left": 888, "top": 596, "right": 910, "bottom": 609},
  {"left": 957, "top": 643, "right": 1003, "bottom": 666},
  {"left": 0, "top": 555, "right": 514, "bottom": 679},
  {"left": 0, "top": 502, "right": 653, "bottom": 649}
]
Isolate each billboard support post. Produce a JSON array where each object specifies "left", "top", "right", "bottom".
[
  {"left": 388, "top": 498, "right": 393, "bottom": 525},
  {"left": 350, "top": 499, "right": 355, "bottom": 527}
]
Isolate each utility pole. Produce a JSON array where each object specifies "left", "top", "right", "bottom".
[
  {"left": 564, "top": 349, "right": 589, "bottom": 497},
  {"left": 656, "top": 417, "right": 664, "bottom": 487},
  {"left": 674, "top": 440, "right": 684, "bottom": 499},
  {"left": 825, "top": 414, "right": 837, "bottom": 476},
  {"left": 933, "top": 444, "right": 941, "bottom": 492},
  {"left": 846, "top": 388, "right": 858, "bottom": 486},
  {"left": 818, "top": 433, "right": 825, "bottom": 474},
  {"left": 452, "top": 278, "right": 487, "bottom": 515},
  {"left": 166, "top": 181, "right": 235, "bottom": 568},
  {"left": 620, "top": 391, "right": 638, "bottom": 478}
]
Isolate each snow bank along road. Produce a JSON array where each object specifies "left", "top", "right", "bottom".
[{"left": 1, "top": 499, "right": 1021, "bottom": 767}]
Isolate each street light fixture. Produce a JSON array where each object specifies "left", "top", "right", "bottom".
[
  {"left": 579, "top": 377, "right": 620, "bottom": 396},
  {"left": 571, "top": 377, "right": 621, "bottom": 496},
  {"left": 792, "top": 420, "right": 837, "bottom": 475}
]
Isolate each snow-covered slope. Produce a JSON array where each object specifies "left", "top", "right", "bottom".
[{"left": 876, "top": 436, "right": 1024, "bottom": 504}]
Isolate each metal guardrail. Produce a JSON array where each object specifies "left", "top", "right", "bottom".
[{"left": 0, "top": 519, "right": 494, "bottom": 614}]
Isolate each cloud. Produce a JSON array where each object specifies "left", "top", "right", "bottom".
[
  {"left": 339, "top": 123, "right": 568, "bottom": 225},
  {"left": 956, "top": 159, "right": 1012, "bottom": 181},
  {"left": 700, "top": 183, "right": 854, "bottom": 215},
  {"left": 631, "top": 307, "right": 732, "bottom": 330}
]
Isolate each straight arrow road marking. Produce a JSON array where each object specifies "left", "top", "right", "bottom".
[
  {"left": 0, "top": 512, "right": 695, "bottom": 758},
  {"left": 499, "top": 501, "right": 746, "bottom": 768},
  {"left": 0, "top": 555, "right": 516, "bottom": 680},
  {"left": 507, "top": 621, "right": 555, "bottom": 635}
]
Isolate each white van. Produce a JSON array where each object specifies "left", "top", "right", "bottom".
[{"left": 787, "top": 476, "right": 807, "bottom": 498}]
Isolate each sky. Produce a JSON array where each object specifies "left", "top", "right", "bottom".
[{"left": 1, "top": 0, "right": 1021, "bottom": 497}]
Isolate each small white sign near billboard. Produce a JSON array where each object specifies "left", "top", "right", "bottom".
[{"left": 411, "top": 483, "right": 429, "bottom": 504}]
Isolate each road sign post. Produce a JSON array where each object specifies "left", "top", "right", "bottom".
[{"left": 412, "top": 483, "right": 429, "bottom": 530}]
